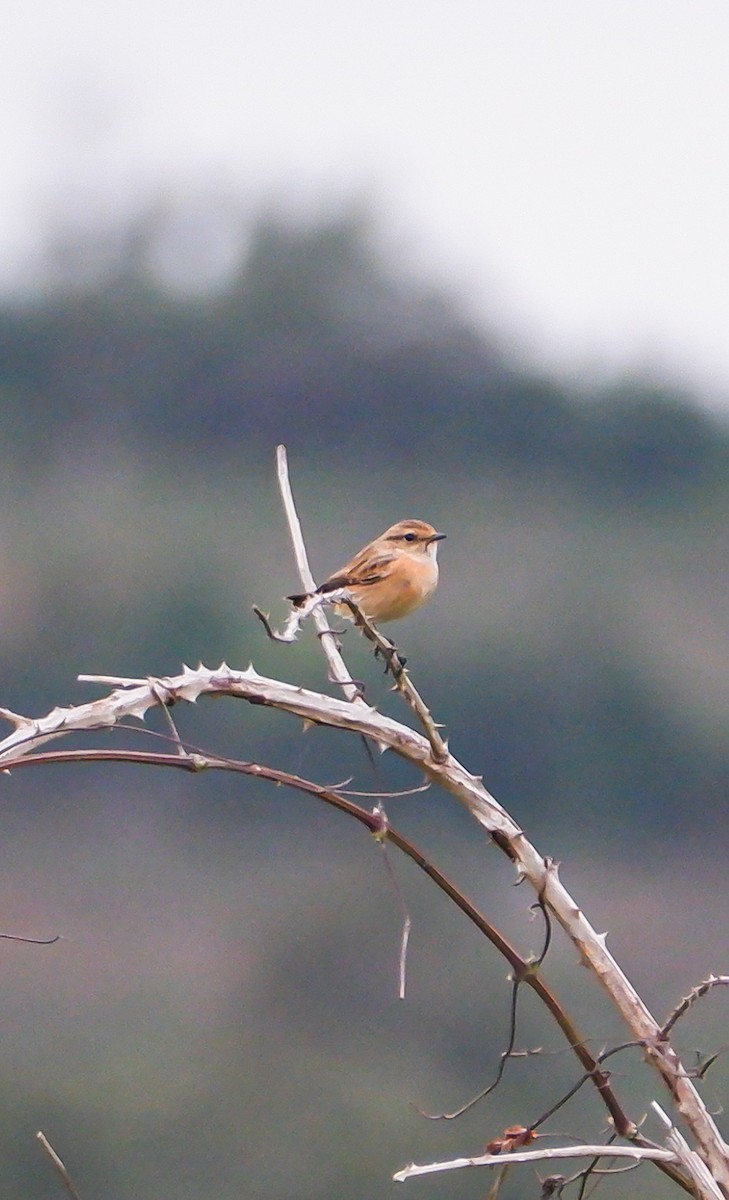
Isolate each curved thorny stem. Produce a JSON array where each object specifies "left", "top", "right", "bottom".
[
  {"left": 1, "top": 737, "right": 667, "bottom": 1178},
  {"left": 1, "top": 444, "right": 728, "bottom": 1199}
]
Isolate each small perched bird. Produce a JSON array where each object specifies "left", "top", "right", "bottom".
[{"left": 288, "top": 519, "right": 446, "bottom": 624}]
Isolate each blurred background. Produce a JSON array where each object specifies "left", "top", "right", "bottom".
[{"left": 2, "top": 3, "right": 729, "bottom": 1197}]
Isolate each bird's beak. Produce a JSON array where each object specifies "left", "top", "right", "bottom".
[{"left": 429, "top": 532, "right": 447, "bottom": 543}]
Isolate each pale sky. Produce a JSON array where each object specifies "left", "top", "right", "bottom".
[{"left": 3, "top": 1, "right": 729, "bottom": 401}]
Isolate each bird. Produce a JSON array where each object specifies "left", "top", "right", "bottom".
[{"left": 287, "top": 519, "right": 446, "bottom": 624}]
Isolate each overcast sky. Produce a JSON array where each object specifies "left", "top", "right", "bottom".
[{"left": 3, "top": 1, "right": 729, "bottom": 401}]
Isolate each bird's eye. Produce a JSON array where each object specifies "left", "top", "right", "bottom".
[{"left": 402, "top": 532, "right": 417, "bottom": 542}]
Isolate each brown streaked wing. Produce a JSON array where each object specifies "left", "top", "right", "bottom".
[{"left": 317, "top": 552, "right": 396, "bottom": 594}]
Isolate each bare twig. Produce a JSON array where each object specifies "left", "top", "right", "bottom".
[
  {"left": 661, "top": 976, "right": 729, "bottom": 1038},
  {"left": 0, "top": 931, "right": 60, "bottom": 944},
  {"left": 370, "top": 809, "right": 413, "bottom": 1000},
  {"left": 7, "top": 443, "right": 729, "bottom": 1191},
  {"left": 418, "top": 976, "right": 522, "bottom": 1119},
  {"left": 342, "top": 599, "right": 449, "bottom": 762},
  {"left": 260, "top": 446, "right": 448, "bottom": 762},
  {"left": 652, "top": 1102, "right": 725, "bottom": 1200},
  {"left": 393, "top": 1142, "right": 678, "bottom": 1182},
  {"left": 0, "top": 739, "right": 640, "bottom": 1148},
  {"left": 149, "top": 679, "right": 187, "bottom": 756},
  {"left": 1, "top": 661, "right": 725, "bottom": 1186},
  {"left": 36, "top": 1131, "right": 82, "bottom": 1200},
  {"left": 338, "top": 781, "right": 432, "bottom": 798},
  {"left": 264, "top": 445, "right": 366, "bottom": 705}
]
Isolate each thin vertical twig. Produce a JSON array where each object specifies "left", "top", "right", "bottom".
[
  {"left": 274, "top": 446, "right": 448, "bottom": 761},
  {"left": 36, "top": 1131, "right": 82, "bottom": 1200},
  {"left": 275, "top": 445, "right": 364, "bottom": 705}
]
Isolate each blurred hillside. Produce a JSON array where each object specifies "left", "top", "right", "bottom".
[
  {"left": 2, "top": 207, "right": 728, "bottom": 832},
  {"left": 3, "top": 206, "right": 724, "bottom": 484},
  {"left": 1, "top": 207, "right": 729, "bottom": 1198}
]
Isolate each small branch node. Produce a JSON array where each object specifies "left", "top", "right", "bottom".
[
  {"left": 0, "top": 706, "right": 33, "bottom": 728},
  {"left": 252, "top": 603, "right": 303, "bottom": 643},
  {"left": 371, "top": 805, "right": 390, "bottom": 842}
]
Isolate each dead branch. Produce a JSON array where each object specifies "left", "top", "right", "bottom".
[
  {"left": 2, "top": 444, "right": 728, "bottom": 1193},
  {"left": 662, "top": 976, "right": 729, "bottom": 1038},
  {"left": 36, "top": 1131, "right": 82, "bottom": 1200},
  {"left": 2, "top": 669, "right": 727, "bottom": 1183},
  {"left": 254, "top": 444, "right": 367, "bottom": 704},
  {"left": 653, "top": 1103, "right": 726, "bottom": 1200},
  {"left": 3, "top": 740, "right": 641, "bottom": 1149},
  {"left": 393, "top": 1142, "right": 678, "bottom": 1182},
  {"left": 258, "top": 446, "right": 447, "bottom": 759}
]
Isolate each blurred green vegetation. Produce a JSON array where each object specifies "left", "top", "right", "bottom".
[
  {"left": 0, "top": 206, "right": 728, "bottom": 1197},
  {"left": 2, "top": 206, "right": 728, "bottom": 831}
]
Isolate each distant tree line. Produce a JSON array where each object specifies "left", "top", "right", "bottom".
[{"left": 0, "top": 208, "right": 724, "bottom": 491}]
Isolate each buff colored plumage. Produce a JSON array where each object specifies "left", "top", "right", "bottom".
[{"left": 288, "top": 519, "right": 446, "bottom": 623}]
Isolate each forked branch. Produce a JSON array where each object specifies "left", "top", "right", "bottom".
[{"left": 1, "top": 446, "right": 728, "bottom": 1195}]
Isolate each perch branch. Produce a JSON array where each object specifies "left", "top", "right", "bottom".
[
  {"left": 1, "top": 662, "right": 726, "bottom": 1189},
  {"left": 254, "top": 445, "right": 366, "bottom": 705},
  {"left": 256, "top": 446, "right": 447, "bottom": 760},
  {"left": 341, "top": 599, "right": 448, "bottom": 762}
]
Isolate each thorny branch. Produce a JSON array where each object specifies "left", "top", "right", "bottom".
[
  {"left": 1, "top": 445, "right": 728, "bottom": 1195},
  {"left": 0, "top": 660, "right": 718, "bottom": 1185},
  {"left": 340, "top": 599, "right": 449, "bottom": 762},
  {"left": 259, "top": 446, "right": 729, "bottom": 1195},
  {"left": 254, "top": 445, "right": 448, "bottom": 761},
  {"left": 662, "top": 976, "right": 729, "bottom": 1039},
  {"left": 0, "top": 734, "right": 679, "bottom": 1182},
  {"left": 393, "top": 1142, "right": 679, "bottom": 1180}
]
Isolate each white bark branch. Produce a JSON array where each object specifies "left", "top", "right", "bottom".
[
  {"left": 5, "top": 433, "right": 729, "bottom": 1196},
  {"left": 653, "top": 1103, "right": 726, "bottom": 1200},
  {"left": 0, "top": 658, "right": 727, "bottom": 1194},
  {"left": 2, "top": 659, "right": 729, "bottom": 1189},
  {"left": 394, "top": 1142, "right": 677, "bottom": 1181},
  {"left": 272, "top": 444, "right": 364, "bottom": 703}
]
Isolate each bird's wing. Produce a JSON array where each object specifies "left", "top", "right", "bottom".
[{"left": 316, "top": 552, "right": 396, "bottom": 594}]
